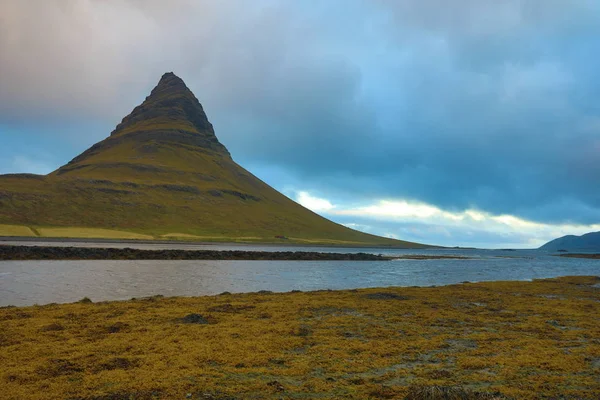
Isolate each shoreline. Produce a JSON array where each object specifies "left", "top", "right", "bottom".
[
  {"left": 0, "top": 244, "right": 471, "bottom": 261},
  {"left": 0, "top": 236, "right": 457, "bottom": 250},
  {"left": 1, "top": 276, "right": 598, "bottom": 399},
  {"left": 558, "top": 253, "right": 600, "bottom": 259}
]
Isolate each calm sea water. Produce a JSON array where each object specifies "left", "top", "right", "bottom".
[{"left": 0, "top": 241, "right": 598, "bottom": 306}]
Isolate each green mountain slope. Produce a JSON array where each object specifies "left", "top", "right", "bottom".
[{"left": 0, "top": 73, "right": 429, "bottom": 247}]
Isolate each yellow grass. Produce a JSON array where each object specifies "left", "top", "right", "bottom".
[
  {"left": 1, "top": 276, "right": 599, "bottom": 399},
  {"left": 36, "top": 227, "right": 154, "bottom": 240},
  {"left": 0, "top": 224, "right": 37, "bottom": 237},
  {"left": 290, "top": 237, "right": 369, "bottom": 245},
  {"left": 160, "top": 233, "right": 209, "bottom": 240},
  {"left": 160, "top": 234, "right": 265, "bottom": 242}
]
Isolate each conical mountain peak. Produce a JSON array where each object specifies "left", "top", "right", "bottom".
[
  {"left": 152, "top": 72, "right": 187, "bottom": 94},
  {"left": 53, "top": 73, "right": 230, "bottom": 176},
  {"left": 109, "top": 72, "right": 224, "bottom": 152}
]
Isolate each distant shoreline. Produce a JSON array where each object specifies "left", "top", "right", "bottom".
[
  {"left": 557, "top": 253, "right": 600, "bottom": 259},
  {"left": 0, "top": 244, "right": 471, "bottom": 261}
]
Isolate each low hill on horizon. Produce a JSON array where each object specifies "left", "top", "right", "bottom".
[
  {"left": 539, "top": 231, "right": 600, "bottom": 252},
  {"left": 0, "top": 73, "right": 429, "bottom": 247}
]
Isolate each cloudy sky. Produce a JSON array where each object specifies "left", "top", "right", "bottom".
[{"left": 1, "top": 0, "right": 600, "bottom": 248}]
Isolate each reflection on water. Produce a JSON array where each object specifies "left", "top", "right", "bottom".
[{"left": 1, "top": 246, "right": 598, "bottom": 306}]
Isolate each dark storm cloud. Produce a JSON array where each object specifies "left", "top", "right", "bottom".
[
  {"left": 1, "top": 0, "right": 600, "bottom": 225},
  {"left": 217, "top": 0, "right": 600, "bottom": 225}
]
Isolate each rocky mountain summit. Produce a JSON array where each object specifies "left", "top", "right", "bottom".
[{"left": 55, "top": 72, "right": 229, "bottom": 178}]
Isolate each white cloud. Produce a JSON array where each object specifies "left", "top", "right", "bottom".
[
  {"left": 295, "top": 191, "right": 336, "bottom": 212},
  {"left": 341, "top": 222, "right": 374, "bottom": 234},
  {"left": 297, "top": 195, "right": 600, "bottom": 248},
  {"left": 355, "top": 200, "right": 439, "bottom": 218},
  {"left": 465, "top": 210, "right": 485, "bottom": 221},
  {"left": 333, "top": 199, "right": 468, "bottom": 222}
]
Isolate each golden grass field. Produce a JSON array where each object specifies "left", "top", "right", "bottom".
[
  {"left": 36, "top": 228, "right": 155, "bottom": 241},
  {"left": 1, "top": 276, "right": 599, "bottom": 399},
  {"left": 0, "top": 224, "right": 37, "bottom": 237}
]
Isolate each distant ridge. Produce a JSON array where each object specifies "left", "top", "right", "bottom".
[
  {"left": 539, "top": 231, "right": 600, "bottom": 252},
  {"left": 0, "top": 73, "right": 429, "bottom": 247}
]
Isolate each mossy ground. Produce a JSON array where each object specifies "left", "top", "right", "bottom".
[{"left": 1, "top": 276, "right": 599, "bottom": 399}]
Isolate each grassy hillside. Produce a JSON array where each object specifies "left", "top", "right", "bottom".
[
  {"left": 0, "top": 169, "right": 420, "bottom": 246},
  {"left": 0, "top": 73, "right": 428, "bottom": 247}
]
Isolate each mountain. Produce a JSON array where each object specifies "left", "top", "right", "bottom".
[
  {"left": 0, "top": 72, "right": 428, "bottom": 247},
  {"left": 539, "top": 231, "right": 600, "bottom": 252}
]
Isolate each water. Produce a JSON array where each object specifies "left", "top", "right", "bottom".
[{"left": 0, "top": 242, "right": 598, "bottom": 306}]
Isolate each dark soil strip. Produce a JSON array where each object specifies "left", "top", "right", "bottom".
[{"left": 0, "top": 245, "right": 390, "bottom": 261}]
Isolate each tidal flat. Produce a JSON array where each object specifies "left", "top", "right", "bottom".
[{"left": 1, "top": 276, "right": 599, "bottom": 399}]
